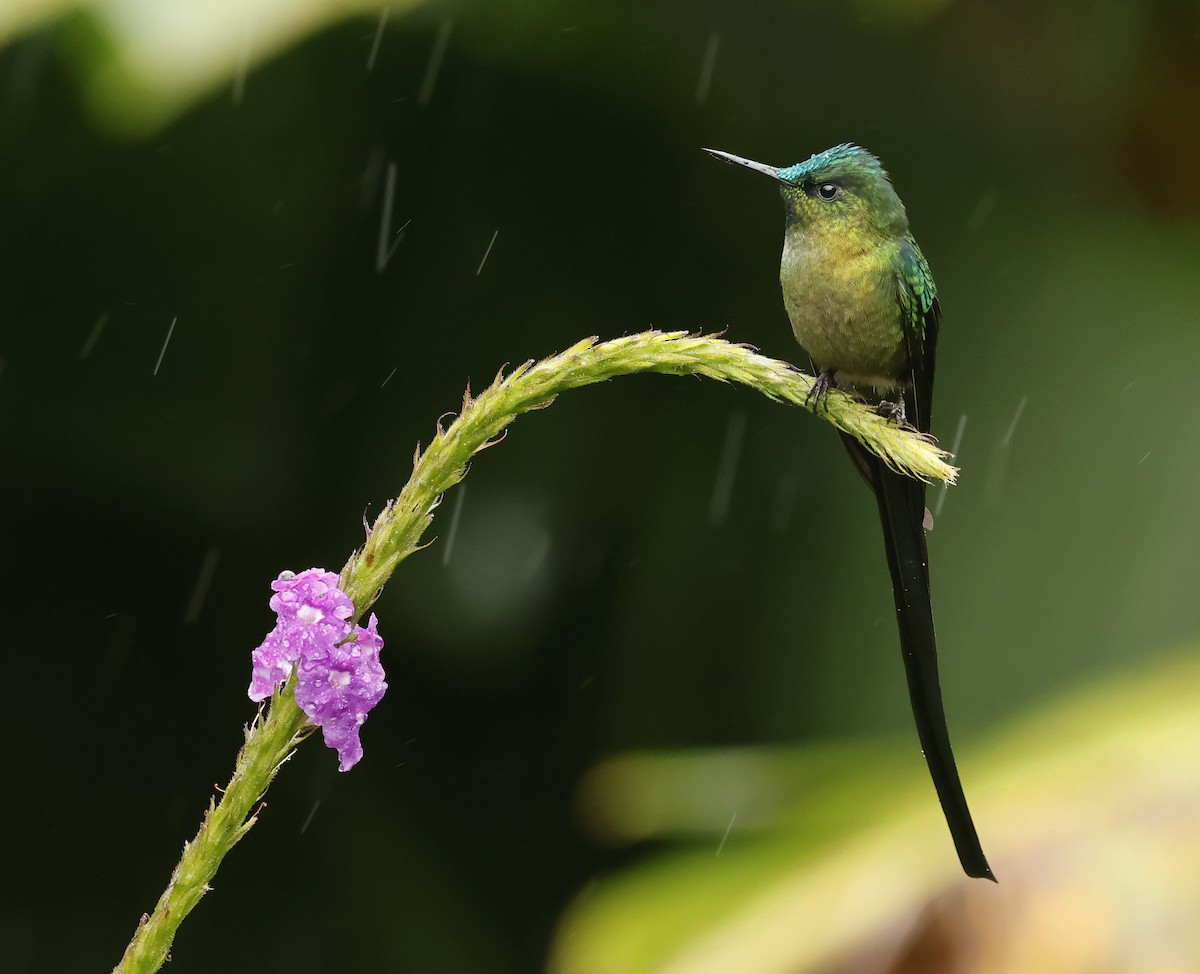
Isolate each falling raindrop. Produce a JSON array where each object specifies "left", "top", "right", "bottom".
[
  {"left": 442, "top": 485, "right": 468, "bottom": 566},
  {"left": 933, "top": 413, "right": 967, "bottom": 519},
  {"left": 366, "top": 7, "right": 389, "bottom": 72},
  {"left": 475, "top": 230, "right": 499, "bottom": 275},
  {"left": 985, "top": 396, "right": 1029, "bottom": 504},
  {"left": 80, "top": 311, "right": 109, "bottom": 359},
  {"left": 300, "top": 799, "right": 322, "bottom": 835},
  {"left": 709, "top": 410, "right": 746, "bottom": 526},
  {"left": 418, "top": 19, "right": 454, "bottom": 106},
  {"left": 715, "top": 810, "right": 737, "bottom": 856},
  {"left": 232, "top": 23, "right": 251, "bottom": 106},
  {"left": 1001, "top": 395, "right": 1028, "bottom": 448},
  {"left": 183, "top": 546, "right": 222, "bottom": 625},
  {"left": 375, "top": 163, "right": 410, "bottom": 272},
  {"left": 695, "top": 32, "right": 721, "bottom": 106},
  {"left": 153, "top": 317, "right": 177, "bottom": 376},
  {"left": 360, "top": 147, "right": 385, "bottom": 209}
]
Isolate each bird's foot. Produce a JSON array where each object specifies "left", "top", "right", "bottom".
[
  {"left": 805, "top": 371, "right": 835, "bottom": 413},
  {"left": 877, "top": 398, "right": 907, "bottom": 424}
]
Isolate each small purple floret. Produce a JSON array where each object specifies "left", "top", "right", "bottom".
[
  {"left": 295, "top": 614, "right": 387, "bottom": 771},
  {"left": 248, "top": 569, "right": 387, "bottom": 771}
]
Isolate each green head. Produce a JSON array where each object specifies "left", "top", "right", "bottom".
[{"left": 704, "top": 143, "right": 909, "bottom": 238}]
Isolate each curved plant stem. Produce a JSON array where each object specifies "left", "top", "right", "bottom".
[
  {"left": 112, "top": 699, "right": 310, "bottom": 974},
  {"left": 339, "top": 330, "right": 955, "bottom": 615},
  {"left": 113, "top": 330, "right": 955, "bottom": 973}
]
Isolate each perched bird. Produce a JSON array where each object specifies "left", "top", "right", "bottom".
[{"left": 704, "top": 143, "right": 994, "bottom": 881}]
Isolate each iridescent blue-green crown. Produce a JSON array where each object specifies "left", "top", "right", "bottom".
[{"left": 777, "top": 143, "right": 890, "bottom": 186}]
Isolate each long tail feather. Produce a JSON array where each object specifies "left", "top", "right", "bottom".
[{"left": 840, "top": 432, "right": 994, "bottom": 881}]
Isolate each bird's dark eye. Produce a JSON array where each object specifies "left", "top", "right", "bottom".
[{"left": 817, "top": 182, "right": 841, "bottom": 201}]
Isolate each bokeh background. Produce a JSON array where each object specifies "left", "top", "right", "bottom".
[{"left": 4, "top": 1, "right": 1200, "bottom": 972}]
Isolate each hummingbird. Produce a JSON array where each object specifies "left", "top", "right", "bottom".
[{"left": 704, "top": 143, "right": 994, "bottom": 881}]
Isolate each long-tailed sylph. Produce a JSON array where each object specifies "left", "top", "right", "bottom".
[{"left": 705, "top": 143, "right": 993, "bottom": 881}]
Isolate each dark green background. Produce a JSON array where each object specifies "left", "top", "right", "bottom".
[{"left": 3, "top": 1, "right": 1199, "bottom": 971}]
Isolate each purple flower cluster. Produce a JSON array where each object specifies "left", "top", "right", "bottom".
[{"left": 249, "top": 569, "right": 387, "bottom": 771}]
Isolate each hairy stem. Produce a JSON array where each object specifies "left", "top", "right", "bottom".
[
  {"left": 113, "top": 698, "right": 310, "bottom": 974},
  {"left": 113, "top": 330, "right": 954, "bottom": 973},
  {"left": 339, "top": 331, "right": 955, "bottom": 615}
]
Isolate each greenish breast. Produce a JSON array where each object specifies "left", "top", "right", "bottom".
[{"left": 779, "top": 228, "right": 907, "bottom": 395}]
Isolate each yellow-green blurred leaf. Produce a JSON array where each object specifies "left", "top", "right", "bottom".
[
  {"left": 553, "top": 647, "right": 1200, "bottom": 974},
  {"left": 4, "top": 0, "right": 430, "bottom": 135}
]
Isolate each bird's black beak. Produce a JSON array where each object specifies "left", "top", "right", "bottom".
[{"left": 702, "top": 148, "right": 788, "bottom": 184}]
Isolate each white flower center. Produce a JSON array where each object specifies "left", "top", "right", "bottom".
[
  {"left": 328, "top": 670, "right": 352, "bottom": 689},
  {"left": 297, "top": 605, "right": 324, "bottom": 626}
]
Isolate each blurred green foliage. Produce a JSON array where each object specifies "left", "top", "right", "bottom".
[
  {"left": 555, "top": 646, "right": 1200, "bottom": 973},
  {"left": 2, "top": 1, "right": 1199, "bottom": 972}
]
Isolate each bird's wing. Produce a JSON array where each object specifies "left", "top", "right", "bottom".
[{"left": 897, "top": 236, "right": 940, "bottom": 434}]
